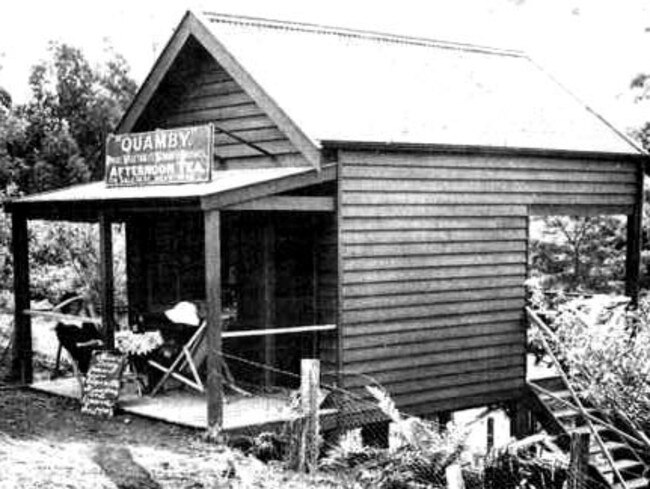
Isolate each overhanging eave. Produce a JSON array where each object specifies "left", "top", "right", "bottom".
[{"left": 4, "top": 165, "right": 337, "bottom": 221}]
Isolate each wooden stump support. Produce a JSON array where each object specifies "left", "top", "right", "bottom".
[
  {"left": 486, "top": 417, "right": 495, "bottom": 453},
  {"left": 98, "top": 212, "right": 115, "bottom": 349},
  {"left": 298, "top": 358, "right": 320, "bottom": 473},
  {"left": 625, "top": 161, "right": 644, "bottom": 306},
  {"left": 567, "top": 432, "right": 590, "bottom": 489},
  {"left": 11, "top": 212, "right": 32, "bottom": 384},
  {"left": 510, "top": 399, "right": 533, "bottom": 439},
  {"left": 204, "top": 209, "right": 223, "bottom": 436}
]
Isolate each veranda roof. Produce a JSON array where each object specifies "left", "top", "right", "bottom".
[
  {"left": 6, "top": 166, "right": 332, "bottom": 219},
  {"left": 14, "top": 167, "right": 309, "bottom": 203}
]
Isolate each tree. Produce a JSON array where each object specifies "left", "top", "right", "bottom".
[
  {"left": 0, "top": 41, "right": 137, "bottom": 194},
  {"left": 0, "top": 95, "right": 28, "bottom": 191},
  {"left": 0, "top": 43, "right": 136, "bottom": 305},
  {"left": 0, "top": 87, "right": 10, "bottom": 111},
  {"left": 529, "top": 215, "right": 627, "bottom": 294},
  {"left": 630, "top": 73, "right": 650, "bottom": 151}
]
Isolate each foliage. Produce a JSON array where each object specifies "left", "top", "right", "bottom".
[
  {"left": 0, "top": 209, "right": 127, "bottom": 310},
  {"left": 323, "top": 445, "right": 449, "bottom": 488},
  {"left": 631, "top": 72, "right": 650, "bottom": 151},
  {"left": 366, "top": 386, "right": 468, "bottom": 458},
  {"left": 546, "top": 294, "right": 650, "bottom": 431},
  {"left": 529, "top": 215, "right": 626, "bottom": 295},
  {"left": 0, "top": 186, "right": 20, "bottom": 299},
  {"left": 320, "top": 387, "right": 469, "bottom": 488},
  {"left": 0, "top": 87, "right": 10, "bottom": 111},
  {"left": 115, "top": 331, "right": 164, "bottom": 356},
  {"left": 320, "top": 389, "right": 575, "bottom": 488},
  {"left": 525, "top": 277, "right": 570, "bottom": 316},
  {"left": 483, "top": 435, "right": 569, "bottom": 489},
  {"left": 229, "top": 432, "right": 288, "bottom": 464},
  {"left": 29, "top": 221, "right": 127, "bottom": 308},
  {"left": 0, "top": 42, "right": 134, "bottom": 310},
  {"left": 1, "top": 41, "right": 136, "bottom": 194},
  {"left": 28, "top": 221, "right": 96, "bottom": 302}
]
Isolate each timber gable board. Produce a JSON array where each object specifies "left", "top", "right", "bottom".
[
  {"left": 117, "top": 12, "right": 317, "bottom": 169},
  {"left": 131, "top": 37, "right": 303, "bottom": 167}
]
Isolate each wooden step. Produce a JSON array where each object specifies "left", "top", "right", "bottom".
[
  {"left": 614, "top": 459, "right": 644, "bottom": 472},
  {"left": 554, "top": 408, "right": 580, "bottom": 419},
  {"left": 612, "top": 477, "right": 649, "bottom": 489},
  {"left": 590, "top": 440, "right": 628, "bottom": 455},
  {"left": 538, "top": 391, "right": 574, "bottom": 411},
  {"left": 555, "top": 409, "right": 600, "bottom": 430},
  {"left": 568, "top": 424, "right": 606, "bottom": 436},
  {"left": 539, "top": 389, "right": 572, "bottom": 400},
  {"left": 600, "top": 459, "right": 645, "bottom": 474},
  {"left": 529, "top": 376, "right": 565, "bottom": 393},
  {"left": 553, "top": 407, "right": 597, "bottom": 419}
]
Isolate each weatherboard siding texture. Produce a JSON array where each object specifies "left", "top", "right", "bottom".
[
  {"left": 315, "top": 214, "right": 339, "bottom": 384},
  {"left": 134, "top": 39, "right": 303, "bottom": 167},
  {"left": 338, "top": 150, "right": 637, "bottom": 415}
]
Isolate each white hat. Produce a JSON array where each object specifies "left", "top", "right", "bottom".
[{"left": 164, "top": 301, "right": 200, "bottom": 326}]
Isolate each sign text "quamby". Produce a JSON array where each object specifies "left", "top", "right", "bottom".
[{"left": 105, "top": 125, "right": 213, "bottom": 187}]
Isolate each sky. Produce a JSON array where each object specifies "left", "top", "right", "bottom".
[{"left": 1, "top": 0, "right": 649, "bottom": 133}]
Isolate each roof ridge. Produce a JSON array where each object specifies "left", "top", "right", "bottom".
[{"left": 200, "top": 11, "right": 524, "bottom": 57}]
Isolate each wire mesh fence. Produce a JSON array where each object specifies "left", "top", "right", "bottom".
[{"left": 210, "top": 348, "right": 623, "bottom": 489}]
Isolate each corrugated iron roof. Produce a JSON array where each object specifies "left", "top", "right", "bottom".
[
  {"left": 201, "top": 12, "right": 640, "bottom": 155},
  {"left": 12, "top": 167, "right": 311, "bottom": 204}
]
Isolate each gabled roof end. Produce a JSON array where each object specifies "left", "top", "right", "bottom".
[{"left": 114, "top": 10, "right": 321, "bottom": 168}]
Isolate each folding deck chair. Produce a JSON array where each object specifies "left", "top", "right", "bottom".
[
  {"left": 147, "top": 320, "right": 207, "bottom": 395},
  {"left": 146, "top": 309, "right": 248, "bottom": 397}
]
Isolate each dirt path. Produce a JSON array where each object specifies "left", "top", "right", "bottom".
[
  {"left": 0, "top": 312, "right": 344, "bottom": 488},
  {"left": 0, "top": 382, "right": 343, "bottom": 488},
  {"left": 0, "top": 356, "right": 344, "bottom": 489}
]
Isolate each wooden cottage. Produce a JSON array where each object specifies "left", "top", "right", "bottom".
[{"left": 6, "top": 11, "right": 646, "bottom": 433}]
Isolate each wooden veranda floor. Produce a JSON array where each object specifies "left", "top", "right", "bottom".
[{"left": 31, "top": 377, "right": 337, "bottom": 433}]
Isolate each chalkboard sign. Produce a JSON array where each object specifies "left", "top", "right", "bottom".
[{"left": 81, "top": 350, "right": 126, "bottom": 417}]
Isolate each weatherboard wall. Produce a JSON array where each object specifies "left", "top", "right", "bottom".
[
  {"left": 338, "top": 150, "right": 638, "bottom": 415},
  {"left": 133, "top": 37, "right": 305, "bottom": 168}
]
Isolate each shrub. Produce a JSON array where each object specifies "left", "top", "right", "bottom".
[
  {"left": 483, "top": 435, "right": 569, "bottom": 489},
  {"left": 547, "top": 294, "right": 650, "bottom": 430},
  {"left": 0, "top": 212, "right": 127, "bottom": 310},
  {"left": 0, "top": 290, "right": 13, "bottom": 310},
  {"left": 320, "top": 387, "right": 469, "bottom": 488}
]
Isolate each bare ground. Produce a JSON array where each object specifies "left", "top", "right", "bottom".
[
  {"left": 0, "top": 383, "right": 344, "bottom": 488},
  {"left": 0, "top": 315, "right": 341, "bottom": 489}
]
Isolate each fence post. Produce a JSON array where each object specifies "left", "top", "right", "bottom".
[
  {"left": 299, "top": 358, "right": 320, "bottom": 473},
  {"left": 446, "top": 463, "right": 465, "bottom": 489},
  {"left": 568, "top": 432, "right": 590, "bottom": 489}
]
